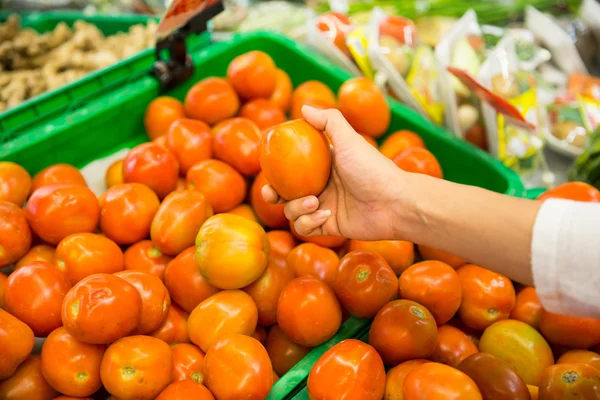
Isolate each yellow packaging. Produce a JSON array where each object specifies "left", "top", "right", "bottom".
[
  {"left": 407, "top": 46, "right": 445, "bottom": 125},
  {"left": 346, "top": 28, "right": 375, "bottom": 80}
]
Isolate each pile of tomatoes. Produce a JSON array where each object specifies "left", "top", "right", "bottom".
[{"left": 0, "top": 47, "right": 599, "bottom": 400}]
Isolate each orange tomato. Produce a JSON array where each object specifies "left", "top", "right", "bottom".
[
  {"left": 539, "top": 309, "right": 600, "bottom": 349},
  {"left": 538, "top": 363, "right": 600, "bottom": 400},
  {"left": 187, "top": 290, "right": 258, "bottom": 352},
  {"left": 184, "top": 77, "right": 239, "bottom": 125},
  {"left": 99, "top": 183, "right": 160, "bottom": 245},
  {"left": 251, "top": 171, "right": 287, "bottom": 229},
  {"left": 0, "top": 161, "right": 32, "bottom": 206},
  {"left": 0, "top": 201, "right": 31, "bottom": 267},
  {"left": 287, "top": 243, "right": 339, "bottom": 287},
  {"left": 166, "top": 119, "right": 212, "bottom": 174},
  {"left": 240, "top": 99, "right": 287, "bottom": 130},
  {"left": 123, "top": 142, "right": 180, "bottom": 199},
  {"left": 528, "top": 385, "right": 539, "bottom": 400},
  {"left": 265, "top": 325, "right": 311, "bottom": 376},
  {"left": 510, "top": 287, "right": 542, "bottom": 330},
  {"left": 25, "top": 184, "right": 99, "bottom": 245},
  {"left": 393, "top": 147, "right": 443, "bottom": 178},
  {"left": 53, "top": 396, "right": 93, "bottom": 400},
  {"left": 538, "top": 181, "right": 600, "bottom": 202},
  {"left": 144, "top": 96, "right": 185, "bottom": 140},
  {"left": 399, "top": 261, "right": 462, "bottom": 325},
  {"left": 448, "top": 317, "right": 481, "bottom": 346},
  {"left": 100, "top": 335, "right": 172, "bottom": 400},
  {"left": 270, "top": 69, "right": 293, "bottom": 112},
  {"left": 267, "top": 230, "right": 297, "bottom": 259},
  {"left": 186, "top": 159, "right": 246, "bottom": 213},
  {"left": 261, "top": 119, "right": 331, "bottom": 200},
  {"left": 384, "top": 359, "right": 429, "bottom": 400},
  {"left": 558, "top": 350, "right": 600, "bottom": 371},
  {"left": 171, "top": 343, "right": 205, "bottom": 383},
  {"left": 213, "top": 117, "right": 262, "bottom": 176},
  {"left": 369, "top": 299, "right": 438, "bottom": 365},
  {"left": 0, "top": 308, "right": 34, "bottom": 379},
  {"left": 175, "top": 177, "right": 186, "bottom": 190},
  {"left": 156, "top": 380, "right": 215, "bottom": 400},
  {"left": 431, "top": 325, "right": 478, "bottom": 367},
  {"left": 380, "top": 15, "right": 418, "bottom": 45},
  {"left": 196, "top": 214, "right": 270, "bottom": 289},
  {"left": 54, "top": 233, "right": 124, "bottom": 285},
  {"left": 404, "top": 362, "right": 482, "bottom": 400},
  {"left": 334, "top": 251, "right": 397, "bottom": 319},
  {"left": 61, "top": 273, "right": 142, "bottom": 344},
  {"left": 277, "top": 276, "right": 342, "bottom": 347},
  {"left": 418, "top": 244, "right": 466, "bottom": 268},
  {"left": 154, "top": 135, "right": 169, "bottom": 148},
  {"left": 32, "top": 164, "right": 87, "bottom": 192},
  {"left": 149, "top": 303, "right": 190, "bottom": 345},
  {"left": 124, "top": 240, "right": 172, "bottom": 281},
  {"left": 315, "top": 12, "right": 353, "bottom": 57},
  {"left": 0, "top": 356, "right": 59, "bottom": 400},
  {"left": 289, "top": 221, "right": 347, "bottom": 248},
  {"left": 308, "top": 339, "right": 386, "bottom": 400},
  {"left": 40, "top": 327, "right": 105, "bottom": 397},
  {"left": 0, "top": 271, "right": 6, "bottom": 309},
  {"left": 104, "top": 159, "right": 124, "bottom": 188},
  {"left": 253, "top": 325, "right": 268, "bottom": 345},
  {"left": 204, "top": 334, "right": 273, "bottom": 400},
  {"left": 457, "top": 264, "right": 515, "bottom": 331},
  {"left": 338, "top": 77, "right": 390, "bottom": 138},
  {"left": 290, "top": 80, "right": 337, "bottom": 120},
  {"left": 348, "top": 239, "right": 414, "bottom": 274},
  {"left": 229, "top": 204, "right": 259, "bottom": 221},
  {"left": 380, "top": 130, "right": 426, "bottom": 159},
  {"left": 15, "top": 244, "right": 55, "bottom": 269},
  {"left": 227, "top": 51, "right": 277, "bottom": 100}
]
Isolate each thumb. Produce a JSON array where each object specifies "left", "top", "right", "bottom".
[{"left": 301, "top": 105, "right": 361, "bottom": 148}]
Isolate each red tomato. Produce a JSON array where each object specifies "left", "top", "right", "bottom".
[
  {"left": 0, "top": 308, "right": 34, "bottom": 379},
  {"left": 384, "top": 359, "right": 429, "bottom": 399},
  {"left": 0, "top": 355, "right": 59, "bottom": 400},
  {"left": 61, "top": 273, "right": 142, "bottom": 344},
  {"left": 123, "top": 142, "right": 180, "bottom": 199},
  {"left": 316, "top": 12, "right": 353, "bottom": 57},
  {"left": 270, "top": 69, "right": 293, "bottom": 112},
  {"left": 289, "top": 221, "right": 347, "bottom": 248},
  {"left": 287, "top": 243, "right": 339, "bottom": 287},
  {"left": 0, "top": 201, "right": 31, "bottom": 267},
  {"left": 265, "top": 325, "right": 311, "bottom": 376},
  {"left": 100, "top": 335, "right": 172, "bottom": 400},
  {"left": 240, "top": 99, "right": 287, "bottom": 130},
  {"left": 144, "top": 96, "right": 185, "bottom": 140},
  {"left": 308, "top": 339, "right": 386, "bottom": 400},
  {"left": 124, "top": 240, "right": 172, "bottom": 281},
  {"left": 24, "top": 184, "right": 99, "bottom": 245},
  {"left": 149, "top": 303, "right": 190, "bottom": 345},
  {"left": 40, "top": 327, "right": 105, "bottom": 397},
  {"left": 156, "top": 380, "right": 215, "bottom": 400},
  {"left": 186, "top": 159, "right": 247, "bottom": 213},
  {"left": 539, "top": 309, "right": 600, "bottom": 349},
  {"left": 393, "top": 147, "right": 443, "bottom": 178},
  {"left": 404, "top": 362, "right": 482, "bottom": 400},
  {"left": 32, "top": 164, "right": 87, "bottom": 192},
  {"left": 380, "top": 130, "right": 426, "bottom": 159},
  {"left": 99, "top": 183, "right": 160, "bottom": 245},
  {"left": 267, "top": 230, "right": 297, "bottom": 259},
  {"left": 348, "top": 239, "right": 415, "bottom": 275},
  {"left": 0, "top": 272, "right": 6, "bottom": 309},
  {"left": 15, "top": 244, "right": 55, "bottom": 269},
  {"left": 290, "top": 81, "right": 337, "bottom": 120},
  {"left": 418, "top": 244, "right": 466, "bottom": 268},
  {"left": 251, "top": 171, "right": 287, "bottom": 229},
  {"left": 53, "top": 233, "right": 124, "bottom": 285},
  {"left": 379, "top": 15, "right": 418, "bottom": 45},
  {"left": 557, "top": 350, "right": 600, "bottom": 371},
  {"left": 4, "top": 261, "right": 70, "bottom": 337},
  {"left": 204, "top": 334, "right": 273, "bottom": 400},
  {"left": 539, "top": 363, "right": 600, "bottom": 400},
  {"left": 338, "top": 77, "right": 390, "bottom": 138},
  {"left": 184, "top": 77, "right": 239, "bottom": 126},
  {"left": 166, "top": 118, "right": 212, "bottom": 174},
  {"left": 227, "top": 51, "right": 277, "bottom": 100},
  {"left": 212, "top": 117, "right": 262, "bottom": 176},
  {"left": 431, "top": 325, "right": 478, "bottom": 367},
  {"left": 171, "top": 343, "right": 205, "bottom": 383},
  {"left": 510, "top": 287, "right": 542, "bottom": 330},
  {"left": 0, "top": 161, "right": 32, "bottom": 206},
  {"left": 277, "top": 276, "right": 342, "bottom": 347},
  {"left": 334, "top": 251, "right": 397, "bottom": 318},
  {"left": 538, "top": 182, "right": 600, "bottom": 202}
]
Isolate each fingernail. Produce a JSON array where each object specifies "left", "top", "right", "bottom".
[
  {"left": 315, "top": 209, "right": 332, "bottom": 219},
  {"left": 303, "top": 197, "right": 316, "bottom": 209}
]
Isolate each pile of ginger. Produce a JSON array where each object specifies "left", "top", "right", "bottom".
[{"left": 0, "top": 15, "right": 157, "bottom": 111}]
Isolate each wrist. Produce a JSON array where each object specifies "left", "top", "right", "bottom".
[{"left": 391, "top": 171, "right": 436, "bottom": 243}]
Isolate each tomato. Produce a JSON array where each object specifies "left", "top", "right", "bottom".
[
  {"left": 479, "top": 319, "right": 554, "bottom": 385},
  {"left": 144, "top": 96, "right": 185, "bottom": 140},
  {"left": 229, "top": 204, "right": 259, "bottom": 221},
  {"left": 290, "top": 81, "right": 337, "bottom": 120},
  {"left": 100, "top": 335, "right": 172, "bottom": 400},
  {"left": 240, "top": 99, "right": 287, "bottom": 130},
  {"left": 333, "top": 251, "right": 397, "bottom": 318},
  {"left": 186, "top": 159, "right": 246, "bottom": 213},
  {"left": 539, "top": 363, "right": 600, "bottom": 400},
  {"left": 0, "top": 201, "right": 31, "bottom": 267},
  {"left": 104, "top": 159, "right": 124, "bottom": 189},
  {"left": 399, "top": 261, "right": 461, "bottom": 325},
  {"left": 384, "top": 360, "right": 429, "bottom": 400},
  {"left": 204, "top": 334, "right": 272, "bottom": 400},
  {"left": 15, "top": 244, "right": 55, "bottom": 269},
  {"left": 267, "top": 230, "right": 297, "bottom": 258},
  {"left": 187, "top": 290, "right": 257, "bottom": 352},
  {"left": 40, "top": 327, "right": 105, "bottom": 397},
  {"left": 308, "top": 339, "right": 386, "bottom": 400},
  {"left": 465, "top": 122, "right": 488, "bottom": 150},
  {"left": 175, "top": 177, "right": 186, "bottom": 190},
  {"left": 227, "top": 51, "right": 276, "bottom": 100},
  {"left": 447, "top": 317, "right": 481, "bottom": 347},
  {"left": 558, "top": 350, "right": 600, "bottom": 371},
  {"left": 61, "top": 273, "right": 142, "bottom": 344},
  {"left": 150, "top": 189, "right": 212, "bottom": 256},
  {"left": 277, "top": 276, "right": 342, "bottom": 347},
  {"left": 380, "top": 130, "right": 426, "bottom": 159},
  {"left": 154, "top": 135, "right": 169, "bottom": 148},
  {"left": 171, "top": 343, "right": 205, "bottom": 383},
  {"left": 289, "top": 222, "right": 347, "bottom": 248},
  {"left": 510, "top": 286, "right": 542, "bottom": 330},
  {"left": 286, "top": 243, "right": 339, "bottom": 287},
  {"left": 53, "top": 233, "right": 124, "bottom": 285},
  {"left": 0, "top": 161, "right": 31, "bottom": 206},
  {"left": 32, "top": 164, "right": 87, "bottom": 192},
  {"left": 53, "top": 396, "right": 93, "bottom": 400},
  {"left": 213, "top": 117, "right": 262, "bottom": 176},
  {"left": 0, "top": 272, "right": 6, "bottom": 309},
  {"left": 149, "top": 303, "right": 190, "bottom": 345},
  {"left": 347, "top": 239, "right": 414, "bottom": 274},
  {"left": 99, "top": 183, "right": 160, "bottom": 245},
  {"left": 537, "top": 181, "right": 600, "bottom": 202},
  {"left": 338, "top": 77, "right": 390, "bottom": 138},
  {"left": 403, "top": 362, "right": 482, "bottom": 400},
  {"left": 156, "top": 380, "right": 215, "bottom": 400},
  {"left": 431, "top": 325, "right": 478, "bottom": 367},
  {"left": 0, "top": 356, "right": 59, "bottom": 400},
  {"left": 123, "top": 142, "right": 179, "bottom": 199},
  {"left": 418, "top": 244, "right": 466, "bottom": 268},
  {"left": 184, "top": 77, "right": 239, "bottom": 125},
  {"left": 0, "top": 308, "right": 34, "bottom": 379},
  {"left": 25, "top": 184, "right": 99, "bottom": 245},
  {"left": 251, "top": 171, "right": 287, "bottom": 229},
  {"left": 393, "top": 147, "right": 443, "bottom": 178},
  {"left": 273, "top": 370, "right": 280, "bottom": 383},
  {"left": 166, "top": 118, "right": 212, "bottom": 174},
  {"left": 316, "top": 12, "right": 353, "bottom": 57},
  {"left": 359, "top": 133, "right": 378, "bottom": 148},
  {"left": 379, "top": 15, "right": 418, "bottom": 45},
  {"left": 265, "top": 325, "right": 311, "bottom": 376},
  {"left": 539, "top": 309, "right": 600, "bottom": 349},
  {"left": 196, "top": 214, "right": 269, "bottom": 289},
  {"left": 253, "top": 325, "right": 268, "bottom": 345},
  {"left": 124, "top": 240, "right": 171, "bottom": 281},
  {"left": 4, "top": 261, "right": 70, "bottom": 337},
  {"left": 271, "top": 69, "right": 293, "bottom": 112}
]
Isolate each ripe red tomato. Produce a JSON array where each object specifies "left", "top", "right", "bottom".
[
  {"left": 240, "top": 99, "right": 287, "bottom": 130},
  {"left": 403, "top": 362, "right": 482, "bottom": 400},
  {"left": 184, "top": 77, "right": 239, "bottom": 125},
  {"left": 538, "top": 182, "right": 600, "bottom": 202},
  {"left": 123, "top": 142, "right": 179, "bottom": 199},
  {"left": 384, "top": 359, "right": 429, "bottom": 399},
  {"left": 0, "top": 308, "right": 34, "bottom": 379},
  {"left": 186, "top": 159, "right": 246, "bottom": 213},
  {"left": 100, "top": 335, "right": 172, "bottom": 400},
  {"left": 25, "top": 184, "right": 99, "bottom": 245},
  {"left": 0, "top": 201, "right": 31, "bottom": 267},
  {"left": 227, "top": 51, "right": 277, "bottom": 100},
  {"left": 156, "top": 380, "right": 215, "bottom": 400},
  {"left": 431, "top": 325, "right": 478, "bottom": 367},
  {"left": 40, "top": 327, "right": 105, "bottom": 397},
  {"left": 418, "top": 244, "right": 466, "bottom": 268},
  {"left": 105, "top": 159, "right": 124, "bottom": 189},
  {"left": 150, "top": 303, "right": 190, "bottom": 345},
  {"left": 539, "top": 309, "right": 600, "bottom": 349},
  {"left": 124, "top": 240, "right": 172, "bottom": 281},
  {"left": 213, "top": 117, "right": 262, "bottom": 176},
  {"left": 0, "top": 355, "right": 59, "bottom": 400},
  {"left": 15, "top": 244, "right": 55, "bottom": 269},
  {"left": 32, "top": 164, "right": 87, "bottom": 192},
  {"left": 558, "top": 350, "right": 600, "bottom": 371},
  {"left": 265, "top": 325, "right": 311, "bottom": 376},
  {"left": 171, "top": 343, "right": 205, "bottom": 383},
  {"left": 290, "top": 81, "right": 337, "bottom": 120},
  {"left": 289, "top": 221, "right": 347, "bottom": 248},
  {"left": 510, "top": 287, "right": 542, "bottom": 330},
  {"left": 393, "top": 147, "right": 443, "bottom": 178},
  {"left": 267, "top": 230, "right": 297, "bottom": 259},
  {"left": 144, "top": 96, "right": 185, "bottom": 140},
  {"left": 287, "top": 243, "right": 339, "bottom": 287},
  {"left": 338, "top": 77, "right": 390, "bottom": 138},
  {"left": 271, "top": 69, "right": 293, "bottom": 112},
  {"left": 380, "top": 130, "right": 426, "bottom": 159},
  {"left": 204, "top": 334, "right": 273, "bottom": 400},
  {"left": 166, "top": 119, "right": 212, "bottom": 174},
  {"left": 308, "top": 339, "right": 386, "bottom": 400},
  {"left": 61, "top": 273, "right": 142, "bottom": 344},
  {"left": 539, "top": 363, "right": 600, "bottom": 400},
  {"left": 277, "top": 276, "right": 342, "bottom": 347},
  {"left": 0, "top": 161, "right": 32, "bottom": 206},
  {"left": 348, "top": 239, "right": 414, "bottom": 275},
  {"left": 251, "top": 171, "right": 287, "bottom": 229}
]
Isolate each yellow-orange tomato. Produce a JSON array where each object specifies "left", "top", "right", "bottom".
[
  {"left": 171, "top": 343, "right": 205, "bottom": 383},
  {"left": 250, "top": 172, "right": 287, "bottom": 228},
  {"left": 384, "top": 359, "right": 429, "bottom": 399},
  {"left": 154, "top": 135, "right": 169, "bottom": 148},
  {"left": 539, "top": 309, "right": 600, "bottom": 349},
  {"left": 123, "top": 142, "right": 180, "bottom": 199},
  {"left": 0, "top": 308, "right": 35, "bottom": 379},
  {"left": 196, "top": 214, "right": 270, "bottom": 289},
  {"left": 25, "top": 184, "right": 99, "bottom": 245},
  {"left": 267, "top": 230, "right": 297, "bottom": 259},
  {"left": 528, "top": 385, "right": 539, "bottom": 400},
  {"left": 186, "top": 159, "right": 247, "bottom": 213},
  {"left": 227, "top": 51, "right": 276, "bottom": 100},
  {"left": 229, "top": 204, "right": 259, "bottom": 222},
  {"left": 289, "top": 221, "right": 347, "bottom": 248},
  {"left": 104, "top": 159, "right": 124, "bottom": 189},
  {"left": 0, "top": 161, "right": 32, "bottom": 206},
  {"left": 0, "top": 201, "right": 31, "bottom": 267},
  {"left": 54, "top": 233, "right": 124, "bottom": 285},
  {"left": 261, "top": 119, "right": 331, "bottom": 201},
  {"left": 418, "top": 244, "right": 466, "bottom": 268},
  {"left": 150, "top": 189, "right": 212, "bottom": 256},
  {"left": 393, "top": 147, "right": 443, "bottom": 178},
  {"left": 558, "top": 350, "right": 600, "bottom": 371},
  {"left": 403, "top": 362, "right": 483, "bottom": 400},
  {"left": 431, "top": 325, "right": 478, "bottom": 367},
  {"left": 99, "top": 183, "right": 160, "bottom": 245},
  {"left": 166, "top": 119, "right": 212, "bottom": 175},
  {"left": 270, "top": 69, "right": 292, "bottom": 112},
  {"left": 149, "top": 303, "right": 190, "bottom": 345},
  {"left": 290, "top": 81, "right": 337, "bottom": 120},
  {"left": 124, "top": 240, "right": 172, "bottom": 281},
  {"left": 144, "top": 96, "right": 185, "bottom": 140},
  {"left": 538, "top": 181, "right": 600, "bottom": 202},
  {"left": 265, "top": 325, "right": 311, "bottom": 376},
  {"left": 0, "top": 355, "right": 59, "bottom": 400},
  {"left": 32, "top": 164, "right": 87, "bottom": 192},
  {"left": 538, "top": 363, "right": 600, "bottom": 400},
  {"left": 184, "top": 77, "right": 240, "bottom": 126},
  {"left": 187, "top": 290, "right": 258, "bottom": 352},
  {"left": 240, "top": 99, "right": 287, "bottom": 130},
  {"left": 156, "top": 380, "right": 215, "bottom": 400},
  {"left": 15, "top": 244, "right": 55, "bottom": 269},
  {"left": 100, "top": 335, "right": 172, "bottom": 400},
  {"left": 338, "top": 77, "right": 390, "bottom": 138},
  {"left": 348, "top": 239, "right": 414, "bottom": 275},
  {"left": 287, "top": 243, "right": 339, "bottom": 287},
  {"left": 510, "top": 287, "right": 542, "bottom": 330},
  {"left": 380, "top": 130, "right": 426, "bottom": 159},
  {"left": 213, "top": 117, "right": 262, "bottom": 176}
]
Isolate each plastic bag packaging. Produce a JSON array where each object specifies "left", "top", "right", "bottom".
[{"left": 580, "top": 0, "right": 600, "bottom": 44}]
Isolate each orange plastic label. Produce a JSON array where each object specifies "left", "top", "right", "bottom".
[{"left": 156, "top": 0, "right": 221, "bottom": 38}]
